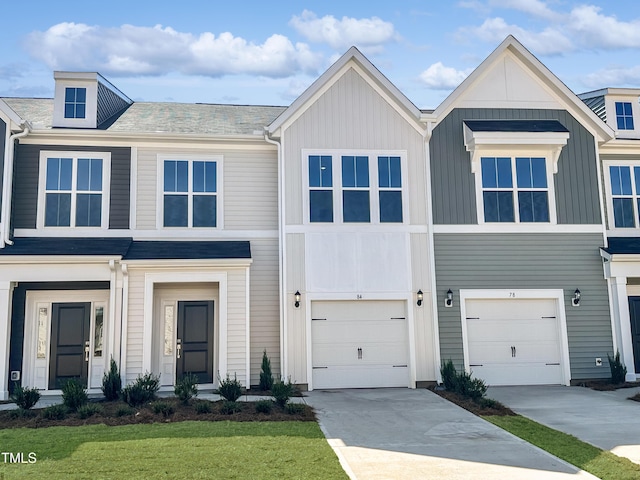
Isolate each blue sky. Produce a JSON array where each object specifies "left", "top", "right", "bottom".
[{"left": 1, "top": 1, "right": 639, "bottom": 108}]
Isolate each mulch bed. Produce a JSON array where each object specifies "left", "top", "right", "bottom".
[
  {"left": 429, "top": 387, "right": 516, "bottom": 416},
  {"left": 576, "top": 380, "right": 640, "bottom": 391},
  {"left": 0, "top": 398, "right": 315, "bottom": 429}
]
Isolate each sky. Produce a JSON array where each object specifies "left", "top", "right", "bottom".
[{"left": 1, "top": 1, "right": 639, "bottom": 109}]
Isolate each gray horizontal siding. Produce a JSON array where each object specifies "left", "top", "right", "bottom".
[
  {"left": 13, "top": 144, "right": 130, "bottom": 229},
  {"left": 434, "top": 233, "right": 612, "bottom": 381},
  {"left": 430, "top": 108, "right": 601, "bottom": 225}
]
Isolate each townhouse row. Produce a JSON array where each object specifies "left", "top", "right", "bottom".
[{"left": 0, "top": 35, "right": 638, "bottom": 399}]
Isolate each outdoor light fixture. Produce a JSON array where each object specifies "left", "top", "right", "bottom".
[
  {"left": 445, "top": 289, "right": 453, "bottom": 308},
  {"left": 572, "top": 288, "right": 581, "bottom": 307},
  {"left": 417, "top": 289, "right": 424, "bottom": 306},
  {"left": 294, "top": 290, "right": 301, "bottom": 308}
]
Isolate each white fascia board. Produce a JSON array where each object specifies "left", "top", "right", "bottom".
[
  {"left": 123, "top": 258, "right": 253, "bottom": 268},
  {"left": 0, "top": 255, "right": 121, "bottom": 264},
  {"left": 599, "top": 139, "right": 640, "bottom": 154}
]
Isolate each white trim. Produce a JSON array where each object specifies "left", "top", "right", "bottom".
[
  {"left": 285, "top": 224, "right": 427, "bottom": 234},
  {"left": 433, "top": 224, "right": 602, "bottom": 234},
  {"left": 120, "top": 264, "right": 129, "bottom": 381},
  {"left": 0, "top": 281, "right": 13, "bottom": 400},
  {"left": 13, "top": 228, "right": 278, "bottom": 239},
  {"left": 602, "top": 159, "right": 640, "bottom": 232},
  {"left": 245, "top": 266, "right": 251, "bottom": 386},
  {"left": 155, "top": 154, "right": 224, "bottom": 230},
  {"left": 37, "top": 151, "right": 112, "bottom": 230},
  {"left": 459, "top": 288, "right": 571, "bottom": 386}
]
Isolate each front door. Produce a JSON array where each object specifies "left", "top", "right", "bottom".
[
  {"left": 176, "top": 300, "right": 214, "bottom": 383},
  {"left": 48, "top": 302, "right": 91, "bottom": 389},
  {"left": 628, "top": 297, "right": 640, "bottom": 372}
]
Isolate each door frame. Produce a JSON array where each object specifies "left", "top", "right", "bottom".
[
  {"left": 23, "top": 290, "right": 110, "bottom": 392},
  {"left": 459, "top": 289, "right": 571, "bottom": 386},
  {"left": 627, "top": 296, "right": 640, "bottom": 372}
]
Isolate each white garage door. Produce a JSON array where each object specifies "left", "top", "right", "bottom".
[
  {"left": 465, "top": 298, "right": 563, "bottom": 386},
  {"left": 311, "top": 301, "right": 409, "bottom": 389}
]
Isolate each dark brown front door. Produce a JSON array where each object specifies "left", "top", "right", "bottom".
[
  {"left": 49, "top": 302, "right": 91, "bottom": 389},
  {"left": 629, "top": 297, "right": 640, "bottom": 372},
  {"left": 177, "top": 300, "right": 214, "bottom": 383}
]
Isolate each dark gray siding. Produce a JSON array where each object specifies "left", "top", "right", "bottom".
[
  {"left": 434, "top": 233, "right": 612, "bottom": 381},
  {"left": 0, "top": 119, "right": 5, "bottom": 217},
  {"left": 97, "top": 82, "right": 130, "bottom": 128},
  {"left": 430, "top": 109, "right": 601, "bottom": 225},
  {"left": 13, "top": 144, "right": 130, "bottom": 229}
]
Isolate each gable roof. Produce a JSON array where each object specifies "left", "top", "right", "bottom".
[
  {"left": 267, "top": 46, "right": 423, "bottom": 135},
  {"left": 429, "top": 35, "right": 614, "bottom": 142}
]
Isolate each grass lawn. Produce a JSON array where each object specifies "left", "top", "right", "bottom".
[
  {"left": 484, "top": 415, "right": 640, "bottom": 480},
  {"left": 0, "top": 421, "right": 347, "bottom": 479}
]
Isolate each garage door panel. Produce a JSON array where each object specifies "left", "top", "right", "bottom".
[
  {"left": 312, "top": 319, "right": 407, "bottom": 344},
  {"left": 471, "top": 364, "right": 562, "bottom": 386},
  {"left": 313, "top": 365, "right": 409, "bottom": 389}
]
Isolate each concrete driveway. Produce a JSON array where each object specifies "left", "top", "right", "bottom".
[
  {"left": 305, "top": 388, "right": 596, "bottom": 480},
  {"left": 488, "top": 385, "right": 640, "bottom": 465}
]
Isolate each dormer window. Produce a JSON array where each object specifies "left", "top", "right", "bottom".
[
  {"left": 615, "top": 102, "right": 634, "bottom": 130},
  {"left": 64, "top": 87, "right": 86, "bottom": 119}
]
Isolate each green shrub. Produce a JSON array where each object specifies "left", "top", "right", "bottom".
[
  {"left": 77, "top": 403, "right": 103, "bottom": 419},
  {"left": 220, "top": 400, "right": 243, "bottom": 414},
  {"left": 453, "top": 371, "right": 487, "bottom": 400},
  {"left": 102, "top": 358, "right": 122, "bottom": 401},
  {"left": 195, "top": 401, "right": 212, "bottom": 414},
  {"left": 122, "top": 372, "right": 160, "bottom": 407},
  {"left": 151, "top": 401, "right": 175, "bottom": 418},
  {"left": 440, "top": 359, "right": 457, "bottom": 391},
  {"left": 608, "top": 350, "right": 627, "bottom": 384},
  {"left": 41, "top": 404, "right": 67, "bottom": 420},
  {"left": 174, "top": 373, "right": 198, "bottom": 404},
  {"left": 216, "top": 373, "right": 243, "bottom": 402},
  {"left": 259, "top": 350, "right": 274, "bottom": 391},
  {"left": 10, "top": 383, "right": 40, "bottom": 410},
  {"left": 62, "top": 379, "right": 88, "bottom": 411},
  {"left": 271, "top": 378, "right": 294, "bottom": 407},
  {"left": 254, "top": 399, "right": 273, "bottom": 414},
  {"left": 116, "top": 405, "right": 135, "bottom": 417},
  {"left": 285, "top": 403, "right": 306, "bottom": 415},
  {"left": 9, "top": 409, "right": 35, "bottom": 419}
]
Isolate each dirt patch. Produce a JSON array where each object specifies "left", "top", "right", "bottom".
[
  {"left": 0, "top": 398, "right": 315, "bottom": 429},
  {"left": 575, "top": 380, "right": 640, "bottom": 391},
  {"left": 430, "top": 388, "right": 516, "bottom": 416}
]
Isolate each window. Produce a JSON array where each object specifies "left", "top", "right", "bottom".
[
  {"left": 306, "top": 151, "right": 405, "bottom": 224},
  {"left": 480, "top": 156, "right": 549, "bottom": 223},
  {"left": 161, "top": 158, "right": 219, "bottom": 228},
  {"left": 609, "top": 165, "right": 640, "bottom": 228},
  {"left": 615, "top": 102, "right": 634, "bottom": 130},
  {"left": 39, "top": 152, "right": 110, "bottom": 228},
  {"left": 64, "top": 87, "right": 86, "bottom": 119}
]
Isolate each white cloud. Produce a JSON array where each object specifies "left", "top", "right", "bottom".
[
  {"left": 567, "top": 5, "right": 640, "bottom": 49},
  {"left": 488, "top": 0, "right": 561, "bottom": 21},
  {"left": 419, "top": 62, "right": 472, "bottom": 89},
  {"left": 584, "top": 65, "right": 640, "bottom": 88},
  {"left": 24, "top": 23, "right": 323, "bottom": 78},
  {"left": 289, "top": 10, "right": 397, "bottom": 51}
]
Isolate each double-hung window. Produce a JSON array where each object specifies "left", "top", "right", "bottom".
[
  {"left": 306, "top": 151, "right": 406, "bottom": 224},
  {"left": 615, "top": 102, "right": 634, "bottom": 131},
  {"left": 161, "top": 158, "right": 220, "bottom": 228},
  {"left": 481, "top": 156, "right": 549, "bottom": 223},
  {"left": 609, "top": 165, "right": 640, "bottom": 228},
  {"left": 64, "top": 87, "right": 86, "bottom": 119},
  {"left": 39, "top": 152, "right": 110, "bottom": 228}
]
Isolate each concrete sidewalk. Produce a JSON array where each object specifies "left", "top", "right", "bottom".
[
  {"left": 488, "top": 385, "right": 640, "bottom": 464},
  {"left": 306, "top": 388, "right": 596, "bottom": 480}
]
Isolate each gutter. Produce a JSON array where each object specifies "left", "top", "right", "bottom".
[{"left": 2, "top": 124, "right": 30, "bottom": 247}]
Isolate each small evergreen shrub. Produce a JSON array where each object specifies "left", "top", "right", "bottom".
[
  {"left": 175, "top": 373, "right": 198, "bottom": 404},
  {"left": 440, "top": 359, "right": 457, "bottom": 391},
  {"left": 42, "top": 404, "right": 67, "bottom": 420},
  {"left": 151, "top": 401, "right": 175, "bottom": 418},
  {"left": 102, "top": 358, "right": 122, "bottom": 401},
  {"left": 285, "top": 403, "right": 306, "bottom": 415},
  {"left": 608, "top": 350, "right": 627, "bottom": 384},
  {"left": 122, "top": 372, "right": 160, "bottom": 407},
  {"left": 195, "top": 401, "right": 212, "bottom": 414},
  {"left": 453, "top": 371, "right": 487, "bottom": 400},
  {"left": 62, "top": 379, "right": 88, "bottom": 411},
  {"left": 77, "top": 403, "right": 103, "bottom": 419},
  {"left": 220, "top": 400, "right": 243, "bottom": 414},
  {"left": 9, "top": 409, "right": 35, "bottom": 419},
  {"left": 116, "top": 405, "right": 135, "bottom": 417},
  {"left": 216, "top": 373, "right": 243, "bottom": 402},
  {"left": 271, "top": 378, "right": 295, "bottom": 407},
  {"left": 10, "top": 384, "right": 40, "bottom": 410},
  {"left": 254, "top": 399, "right": 273, "bottom": 414},
  {"left": 259, "top": 350, "right": 274, "bottom": 391}
]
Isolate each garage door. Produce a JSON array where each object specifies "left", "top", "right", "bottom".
[
  {"left": 465, "top": 298, "right": 563, "bottom": 386},
  {"left": 311, "top": 301, "right": 409, "bottom": 389}
]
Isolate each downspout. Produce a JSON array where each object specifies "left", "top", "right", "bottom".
[
  {"left": 263, "top": 129, "right": 287, "bottom": 380},
  {"left": 2, "top": 123, "right": 31, "bottom": 247}
]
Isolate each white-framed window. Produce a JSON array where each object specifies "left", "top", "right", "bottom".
[
  {"left": 64, "top": 87, "right": 86, "bottom": 119},
  {"left": 479, "top": 156, "right": 551, "bottom": 223},
  {"left": 615, "top": 102, "right": 635, "bottom": 131},
  {"left": 37, "top": 151, "right": 111, "bottom": 229},
  {"left": 604, "top": 162, "right": 640, "bottom": 229},
  {"left": 304, "top": 150, "right": 407, "bottom": 225},
  {"left": 157, "top": 155, "right": 223, "bottom": 228}
]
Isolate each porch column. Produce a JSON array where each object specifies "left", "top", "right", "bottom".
[
  {"left": 0, "top": 281, "right": 13, "bottom": 400},
  {"left": 611, "top": 276, "right": 636, "bottom": 380}
]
